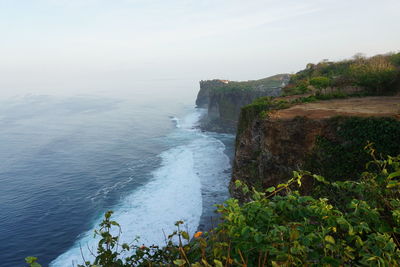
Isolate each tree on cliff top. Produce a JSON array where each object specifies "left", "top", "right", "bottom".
[{"left": 309, "top": 76, "right": 331, "bottom": 91}]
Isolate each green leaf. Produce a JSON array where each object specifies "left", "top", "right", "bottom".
[
  {"left": 173, "top": 259, "right": 187, "bottom": 266},
  {"left": 25, "top": 257, "right": 37, "bottom": 264},
  {"left": 387, "top": 171, "right": 400, "bottom": 179},
  {"left": 242, "top": 184, "right": 249, "bottom": 194},
  {"left": 214, "top": 259, "right": 223, "bottom": 267},
  {"left": 313, "top": 174, "right": 329, "bottom": 184},
  {"left": 387, "top": 180, "right": 400, "bottom": 188},
  {"left": 181, "top": 231, "right": 190, "bottom": 240},
  {"left": 122, "top": 243, "right": 130, "bottom": 250},
  {"left": 110, "top": 221, "right": 120, "bottom": 226},
  {"left": 174, "top": 220, "right": 184, "bottom": 226},
  {"left": 266, "top": 186, "right": 276, "bottom": 193},
  {"left": 325, "top": 235, "right": 335, "bottom": 244},
  {"left": 277, "top": 183, "right": 287, "bottom": 188},
  {"left": 235, "top": 180, "right": 242, "bottom": 187},
  {"left": 25, "top": 257, "right": 42, "bottom": 267},
  {"left": 105, "top": 210, "right": 113, "bottom": 219},
  {"left": 202, "top": 259, "right": 211, "bottom": 266}
]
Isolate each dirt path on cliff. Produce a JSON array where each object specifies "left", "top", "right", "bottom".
[{"left": 271, "top": 96, "right": 400, "bottom": 120}]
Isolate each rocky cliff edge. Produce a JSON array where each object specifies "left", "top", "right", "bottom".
[
  {"left": 195, "top": 74, "right": 291, "bottom": 133},
  {"left": 231, "top": 96, "right": 400, "bottom": 199}
]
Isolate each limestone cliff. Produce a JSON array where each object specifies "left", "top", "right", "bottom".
[
  {"left": 196, "top": 74, "right": 290, "bottom": 133},
  {"left": 231, "top": 96, "right": 400, "bottom": 199}
]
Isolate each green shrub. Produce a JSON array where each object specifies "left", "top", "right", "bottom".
[
  {"left": 305, "top": 117, "right": 400, "bottom": 181},
  {"left": 236, "top": 97, "right": 288, "bottom": 137},
  {"left": 310, "top": 76, "right": 331, "bottom": 90},
  {"left": 389, "top": 52, "right": 400, "bottom": 67},
  {"left": 350, "top": 56, "right": 398, "bottom": 94},
  {"left": 284, "top": 52, "right": 400, "bottom": 96},
  {"left": 25, "top": 257, "right": 41, "bottom": 267}
]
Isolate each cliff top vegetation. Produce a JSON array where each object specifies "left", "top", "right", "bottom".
[
  {"left": 237, "top": 51, "right": 400, "bottom": 137},
  {"left": 203, "top": 74, "right": 290, "bottom": 93},
  {"left": 283, "top": 52, "right": 400, "bottom": 96}
]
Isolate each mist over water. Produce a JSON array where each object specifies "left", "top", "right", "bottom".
[{"left": 0, "top": 83, "right": 233, "bottom": 267}]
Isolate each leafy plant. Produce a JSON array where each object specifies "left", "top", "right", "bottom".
[
  {"left": 305, "top": 117, "right": 400, "bottom": 181},
  {"left": 350, "top": 56, "right": 398, "bottom": 94},
  {"left": 310, "top": 76, "right": 331, "bottom": 91},
  {"left": 78, "top": 210, "right": 129, "bottom": 266},
  {"left": 25, "top": 256, "right": 42, "bottom": 267}
]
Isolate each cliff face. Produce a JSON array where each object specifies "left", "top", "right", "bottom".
[
  {"left": 231, "top": 96, "right": 400, "bottom": 199},
  {"left": 196, "top": 80, "right": 225, "bottom": 108},
  {"left": 196, "top": 74, "right": 290, "bottom": 133}
]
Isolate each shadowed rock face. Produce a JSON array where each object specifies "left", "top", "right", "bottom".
[
  {"left": 196, "top": 80, "right": 227, "bottom": 108},
  {"left": 231, "top": 96, "right": 400, "bottom": 200},
  {"left": 196, "top": 74, "right": 290, "bottom": 133}
]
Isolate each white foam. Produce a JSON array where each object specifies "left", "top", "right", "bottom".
[
  {"left": 50, "top": 109, "right": 229, "bottom": 267},
  {"left": 169, "top": 116, "right": 181, "bottom": 128},
  {"left": 87, "top": 176, "right": 135, "bottom": 201},
  {"left": 179, "top": 108, "right": 206, "bottom": 130}
]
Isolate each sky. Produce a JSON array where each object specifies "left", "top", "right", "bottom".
[{"left": 0, "top": 0, "right": 399, "bottom": 97}]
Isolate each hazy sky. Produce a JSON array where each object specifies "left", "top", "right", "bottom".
[{"left": 0, "top": 0, "right": 399, "bottom": 96}]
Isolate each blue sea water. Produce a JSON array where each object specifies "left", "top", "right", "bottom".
[{"left": 0, "top": 91, "right": 233, "bottom": 266}]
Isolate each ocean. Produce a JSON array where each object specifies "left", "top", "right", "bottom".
[{"left": 0, "top": 86, "right": 234, "bottom": 266}]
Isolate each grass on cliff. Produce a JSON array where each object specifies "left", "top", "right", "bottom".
[
  {"left": 27, "top": 146, "right": 400, "bottom": 266},
  {"left": 211, "top": 74, "right": 289, "bottom": 93},
  {"left": 236, "top": 91, "right": 365, "bottom": 137},
  {"left": 283, "top": 52, "right": 400, "bottom": 96}
]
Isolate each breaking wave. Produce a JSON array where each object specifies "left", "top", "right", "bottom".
[{"left": 50, "top": 108, "right": 230, "bottom": 266}]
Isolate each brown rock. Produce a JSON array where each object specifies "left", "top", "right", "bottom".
[{"left": 231, "top": 96, "right": 400, "bottom": 199}]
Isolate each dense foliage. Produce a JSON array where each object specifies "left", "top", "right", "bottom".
[
  {"left": 305, "top": 117, "right": 400, "bottom": 181},
  {"left": 284, "top": 52, "right": 400, "bottom": 95},
  {"left": 27, "top": 147, "right": 400, "bottom": 266},
  {"left": 309, "top": 76, "right": 331, "bottom": 91},
  {"left": 350, "top": 56, "right": 398, "bottom": 94},
  {"left": 236, "top": 96, "right": 288, "bottom": 137}
]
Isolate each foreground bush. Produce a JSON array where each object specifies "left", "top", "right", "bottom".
[{"left": 27, "top": 146, "right": 400, "bottom": 266}]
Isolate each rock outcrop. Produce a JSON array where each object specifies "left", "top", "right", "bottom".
[
  {"left": 231, "top": 96, "right": 400, "bottom": 199},
  {"left": 196, "top": 80, "right": 227, "bottom": 108},
  {"left": 196, "top": 74, "right": 290, "bottom": 133}
]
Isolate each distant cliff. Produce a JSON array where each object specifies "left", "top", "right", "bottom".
[
  {"left": 196, "top": 74, "right": 290, "bottom": 133},
  {"left": 231, "top": 96, "right": 400, "bottom": 199}
]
